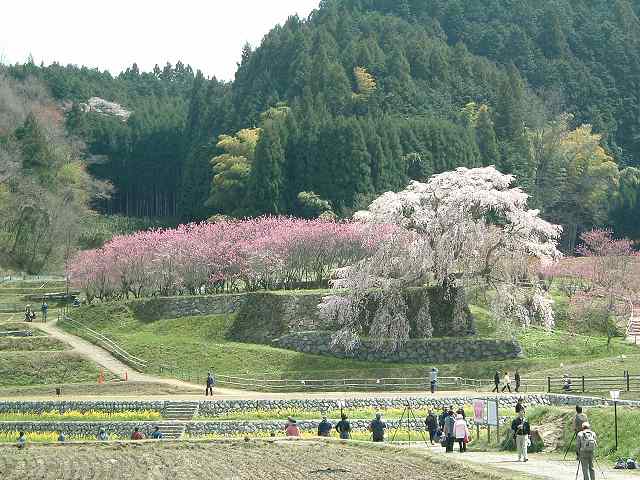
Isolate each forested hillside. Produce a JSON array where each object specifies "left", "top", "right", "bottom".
[{"left": 4, "top": 0, "right": 640, "bottom": 255}]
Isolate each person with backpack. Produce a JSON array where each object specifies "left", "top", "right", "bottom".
[
  {"left": 205, "top": 372, "right": 215, "bottom": 396},
  {"left": 425, "top": 410, "right": 438, "bottom": 445},
  {"left": 369, "top": 413, "right": 386, "bottom": 442},
  {"left": 576, "top": 423, "right": 597, "bottom": 480},
  {"left": 335, "top": 414, "right": 351, "bottom": 439},
  {"left": 510, "top": 411, "right": 531, "bottom": 462}
]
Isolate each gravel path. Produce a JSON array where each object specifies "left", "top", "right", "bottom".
[{"left": 444, "top": 451, "right": 639, "bottom": 480}]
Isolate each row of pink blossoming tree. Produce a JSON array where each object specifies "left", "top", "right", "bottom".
[{"left": 68, "top": 217, "right": 389, "bottom": 302}]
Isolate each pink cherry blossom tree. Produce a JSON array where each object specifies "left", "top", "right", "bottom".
[
  {"left": 320, "top": 166, "right": 563, "bottom": 352},
  {"left": 547, "top": 229, "right": 640, "bottom": 347}
]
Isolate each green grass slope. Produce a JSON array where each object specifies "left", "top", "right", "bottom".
[{"left": 60, "top": 301, "right": 639, "bottom": 389}]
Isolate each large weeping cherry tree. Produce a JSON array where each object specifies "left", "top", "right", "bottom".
[{"left": 319, "top": 166, "right": 563, "bottom": 352}]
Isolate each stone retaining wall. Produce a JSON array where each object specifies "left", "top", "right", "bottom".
[
  {"left": 273, "top": 332, "right": 523, "bottom": 363},
  {"left": 3, "top": 394, "right": 630, "bottom": 417},
  {"left": 0, "top": 400, "right": 164, "bottom": 414},
  {"left": 0, "top": 421, "right": 159, "bottom": 438}
]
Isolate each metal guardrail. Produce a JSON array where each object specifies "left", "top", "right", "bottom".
[{"left": 61, "top": 315, "right": 148, "bottom": 370}]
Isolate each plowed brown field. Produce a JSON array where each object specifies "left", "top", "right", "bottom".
[{"left": 0, "top": 439, "right": 530, "bottom": 480}]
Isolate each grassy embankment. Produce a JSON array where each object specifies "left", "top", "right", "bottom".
[
  {"left": 58, "top": 296, "right": 638, "bottom": 389},
  {"left": 470, "top": 405, "right": 640, "bottom": 461},
  {"left": 0, "top": 320, "right": 115, "bottom": 388}
]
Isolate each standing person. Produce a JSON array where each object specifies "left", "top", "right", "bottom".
[
  {"left": 438, "top": 406, "right": 448, "bottom": 431},
  {"left": 96, "top": 428, "right": 109, "bottom": 441},
  {"left": 335, "top": 414, "right": 351, "bottom": 440},
  {"left": 514, "top": 369, "right": 521, "bottom": 393},
  {"left": 576, "top": 423, "right": 597, "bottom": 480},
  {"left": 285, "top": 417, "right": 301, "bottom": 437},
  {"left": 369, "top": 413, "right": 386, "bottom": 442},
  {"left": 57, "top": 431, "right": 65, "bottom": 443},
  {"left": 429, "top": 367, "right": 438, "bottom": 394},
  {"left": 317, "top": 416, "right": 332, "bottom": 437},
  {"left": 511, "top": 411, "right": 531, "bottom": 462},
  {"left": 456, "top": 406, "right": 466, "bottom": 419},
  {"left": 425, "top": 410, "right": 438, "bottom": 445},
  {"left": 515, "top": 398, "right": 525, "bottom": 414},
  {"left": 24, "top": 306, "right": 32, "bottom": 322},
  {"left": 574, "top": 406, "right": 588, "bottom": 434},
  {"left": 131, "top": 427, "right": 144, "bottom": 440},
  {"left": 501, "top": 371, "right": 512, "bottom": 393},
  {"left": 205, "top": 372, "right": 215, "bottom": 396},
  {"left": 444, "top": 407, "right": 456, "bottom": 453},
  {"left": 492, "top": 371, "right": 501, "bottom": 393},
  {"left": 16, "top": 431, "right": 26, "bottom": 449},
  {"left": 41, "top": 301, "right": 48, "bottom": 322},
  {"left": 453, "top": 414, "right": 470, "bottom": 453},
  {"left": 151, "top": 427, "right": 163, "bottom": 439}
]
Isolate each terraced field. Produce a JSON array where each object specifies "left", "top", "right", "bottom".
[{"left": 0, "top": 439, "right": 533, "bottom": 480}]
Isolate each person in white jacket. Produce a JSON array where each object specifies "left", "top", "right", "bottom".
[{"left": 453, "top": 414, "right": 469, "bottom": 452}]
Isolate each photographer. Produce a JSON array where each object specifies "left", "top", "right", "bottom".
[{"left": 335, "top": 414, "right": 351, "bottom": 440}]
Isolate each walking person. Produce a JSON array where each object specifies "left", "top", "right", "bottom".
[
  {"left": 576, "top": 422, "right": 597, "bottom": 480},
  {"left": 369, "top": 413, "right": 386, "bottom": 442},
  {"left": 514, "top": 369, "right": 521, "bottom": 393},
  {"left": 429, "top": 367, "right": 438, "bottom": 394},
  {"left": 501, "top": 371, "right": 512, "bottom": 393},
  {"left": 205, "top": 371, "right": 215, "bottom": 396},
  {"left": 492, "top": 371, "right": 500, "bottom": 393},
  {"left": 444, "top": 406, "right": 456, "bottom": 452},
  {"left": 336, "top": 414, "right": 351, "bottom": 439},
  {"left": 511, "top": 411, "right": 530, "bottom": 462},
  {"left": 41, "top": 301, "right": 48, "bottom": 321},
  {"left": 453, "top": 414, "right": 470, "bottom": 453},
  {"left": 425, "top": 410, "right": 438, "bottom": 445},
  {"left": 317, "top": 416, "right": 332, "bottom": 437}
]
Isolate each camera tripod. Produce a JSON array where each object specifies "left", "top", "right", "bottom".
[
  {"left": 390, "top": 402, "right": 429, "bottom": 444},
  {"left": 575, "top": 456, "right": 607, "bottom": 480}
]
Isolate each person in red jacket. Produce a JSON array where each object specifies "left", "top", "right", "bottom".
[{"left": 131, "top": 427, "right": 145, "bottom": 440}]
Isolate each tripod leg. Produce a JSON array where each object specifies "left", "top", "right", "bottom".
[
  {"left": 576, "top": 459, "right": 581, "bottom": 480},
  {"left": 564, "top": 432, "right": 577, "bottom": 460},
  {"left": 391, "top": 406, "right": 408, "bottom": 443}
]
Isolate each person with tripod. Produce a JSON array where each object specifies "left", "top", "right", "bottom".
[
  {"left": 573, "top": 406, "right": 588, "bottom": 458},
  {"left": 576, "top": 422, "right": 597, "bottom": 480}
]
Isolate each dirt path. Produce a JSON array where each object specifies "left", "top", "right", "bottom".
[
  {"left": 34, "top": 319, "right": 224, "bottom": 393},
  {"left": 445, "top": 451, "right": 638, "bottom": 480}
]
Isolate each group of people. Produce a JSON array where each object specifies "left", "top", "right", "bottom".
[
  {"left": 15, "top": 427, "right": 165, "bottom": 448},
  {"left": 23, "top": 302, "right": 48, "bottom": 322},
  {"left": 424, "top": 406, "right": 470, "bottom": 453},
  {"left": 95, "top": 426, "right": 165, "bottom": 441},
  {"left": 293, "top": 413, "right": 387, "bottom": 442},
  {"left": 492, "top": 369, "right": 521, "bottom": 393}
]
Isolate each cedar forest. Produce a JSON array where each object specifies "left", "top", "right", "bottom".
[{"left": 2, "top": 0, "right": 640, "bottom": 272}]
